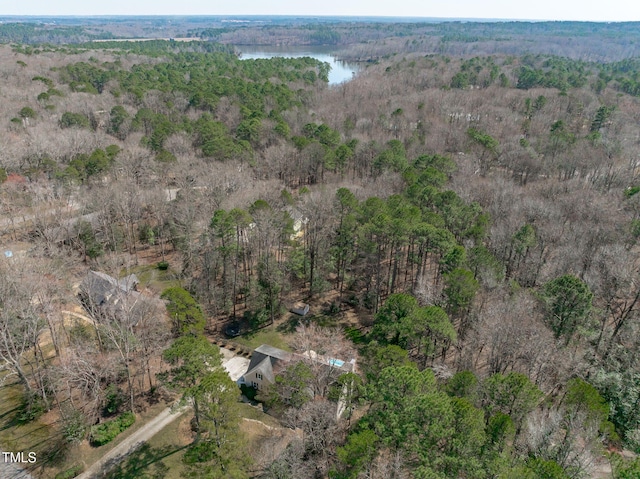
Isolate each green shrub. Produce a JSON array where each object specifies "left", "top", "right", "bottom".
[
  {"left": 119, "top": 411, "right": 135, "bottom": 428},
  {"left": 102, "top": 385, "right": 125, "bottom": 416},
  {"left": 601, "top": 420, "right": 622, "bottom": 448},
  {"left": 157, "top": 261, "right": 169, "bottom": 271},
  {"left": 325, "top": 301, "right": 340, "bottom": 315},
  {"left": 68, "top": 321, "right": 92, "bottom": 345},
  {"left": 344, "top": 327, "right": 365, "bottom": 344},
  {"left": 17, "top": 391, "right": 46, "bottom": 424},
  {"left": 625, "top": 185, "right": 640, "bottom": 198},
  {"left": 59, "top": 111, "right": 90, "bottom": 129},
  {"left": 138, "top": 223, "right": 155, "bottom": 245},
  {"left": 244, "top": 308, "right": 269, "bottom": 328},
  {"left": 32, "top": 75, "right": 54, "bottom": 88},
  {"left": 60, "top": 404, "right": 88, "bottom": 444},
  {"left": 155, "top": 149, "right": 177, "bottom": 163},
  {"left": 89, "top": 411, "right": 136, "bottom": 447},
  {"left": 54, "top": 464, "right": 84, "bottom": 479},
  {"left": 240, "top": 384, "right": 258, "bottom": 401},
  {"left": 89, "top": 421, "right": 119, "bottom": 446},
  {"left": 19, "top": 106, "right": 36, "bottom": 119}
]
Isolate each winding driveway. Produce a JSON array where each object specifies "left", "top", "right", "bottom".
[
  {"left": 75, "top": 348, "right": 250, "bottom": 479},
  {"left": 75, "top": 406, "right": 185, "bottom": 479}
]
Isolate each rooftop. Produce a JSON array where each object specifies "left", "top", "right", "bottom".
[{"left": 254, "top": 344, "right": 292, "bottom": 361}]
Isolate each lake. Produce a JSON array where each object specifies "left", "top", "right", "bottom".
[{"left": 237, "top": 45, "right": 359, "bottom": 85}]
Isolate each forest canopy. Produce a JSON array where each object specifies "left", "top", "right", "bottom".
[{"left": 2, "top": 17, "right": 640, "bottom": 479}]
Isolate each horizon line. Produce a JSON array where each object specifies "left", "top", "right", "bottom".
[{"left": 0, "top": 14, "right": 636, "bottom": 23}]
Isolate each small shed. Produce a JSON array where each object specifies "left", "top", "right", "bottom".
[{"left": 290, "top": 302, "right": 310, "bottom": 316}]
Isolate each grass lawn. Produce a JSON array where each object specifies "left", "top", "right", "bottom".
[
  {"left": 233, "top": 309, "right": 345, "bottom": 352},
  {"left": 234, "top": 326, "right": 292, "bottom": 351},
  {"left": 238, "top": 402, "right": 281, "bottom": 428},
  {"left": 127, "top": 263, "right": 181, "bottom": 295},
  {"left": 0, "top": 377, "right": 52, "bottom": 467},
  {"left": 137, "top": 411, "right": 191, "bottom": 479},
  {"left": 92, "top": 403, "right": 282, "bottom": 479}
]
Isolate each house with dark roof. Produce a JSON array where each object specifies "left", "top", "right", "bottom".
[
  {"left": 240, "top": 345, "right": 293, "bottom": 390},
  {"left": 79, "top": 270, "right": 143, "bottom": 323},
  {"left": 239, "top": 344, "right": 355, "bottom": 391}
]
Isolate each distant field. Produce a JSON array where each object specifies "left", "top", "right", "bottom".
[{"left": 92, "top": 37, "right": 198, "bottom": 42}]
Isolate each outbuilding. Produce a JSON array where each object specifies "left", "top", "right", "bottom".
[{"left": 290, "top": 302, "right": 310, "bottom": 316}]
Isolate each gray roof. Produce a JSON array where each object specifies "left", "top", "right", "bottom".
[
  {"left": 242, "top": 343, "right": 356, "bottom": 383},
  {"left": 79, "top": 271, "right": 142, "bottom": 323},
  {"left": 118, "top": 274, "right": 139, "bottom": 291},
  {"left": 80, "top": 271, "right": 116, "bottom": 306},
  {"left": 284, "top": 206, "right": 305, "bottom": 223},
  {"left": 80, "top": 271, "right": 138, "bottom": 306},
  {"left": 243, "top": 356, "right": 276, "bottom": 384},
  {"left": 254, "top": 344, "right": 292, "bottom": 361},
  {"left": 242, "top": 345, "right": 293, "bottom": 385}
]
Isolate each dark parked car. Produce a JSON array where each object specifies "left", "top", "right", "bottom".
[{"left": 224, "top": 321, "right": 241, "bottom": 338}]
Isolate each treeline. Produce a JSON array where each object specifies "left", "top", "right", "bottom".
[
  {"left": 333, "top": 364, "right": 608, "bottom": 478},
  {"left": 72, "top": 39, "right": 235, "bottom": 56},
  {"left": 0, "top": 23, "right": 112, "bottom": 44},
  {"left": 6, "top": 18, "right": 640, "bottom": 62}
]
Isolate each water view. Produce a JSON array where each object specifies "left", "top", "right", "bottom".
[{"left": 237, "top": 45, "right": 360, "bottom": 84}]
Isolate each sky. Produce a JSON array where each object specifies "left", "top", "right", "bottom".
[{"left": 2, "top": 0, "right": 640, "bottom": 22}]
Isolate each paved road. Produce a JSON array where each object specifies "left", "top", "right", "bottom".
[
  {"left": 0, "top": 201, "right": 79, "bottom": 231},
  {"left": 1, "top": 190, "right": 178, "bottom": 238},
  {"left": 0, "top": 450, "right": 36, "bottom": 479}
]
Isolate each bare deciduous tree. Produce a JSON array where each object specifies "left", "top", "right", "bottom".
[{"left": 292, "top": 323, "right": 355, "bottom": 399}]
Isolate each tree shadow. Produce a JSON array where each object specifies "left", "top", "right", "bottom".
[
  {"left": 38, "top": 432, "right": 71, "bottom": 468},
  {"left": 0, "top": 407, "right": 22, "bottom": 430},
  {"left": 311, "top": 311, "right": 339, "bottom": 328},
  {"left": 97, "top": 442, "right": 188, "bottom": 479},
  {"left": 10, "top": 423, "right": 51, "bottom": 442},
  {"left": 276, "top": 314, "right": 301, "bottom": 334},
  {"left": 0, "top": 404, "right": 21, "bottom": 419}
]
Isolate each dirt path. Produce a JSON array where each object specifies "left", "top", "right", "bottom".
[
  {"left": 75, "top": 406, "right": 185, "bottom": 479},
  {"left": 242, "top": 417, "right": 282, "bottom": 431}
]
